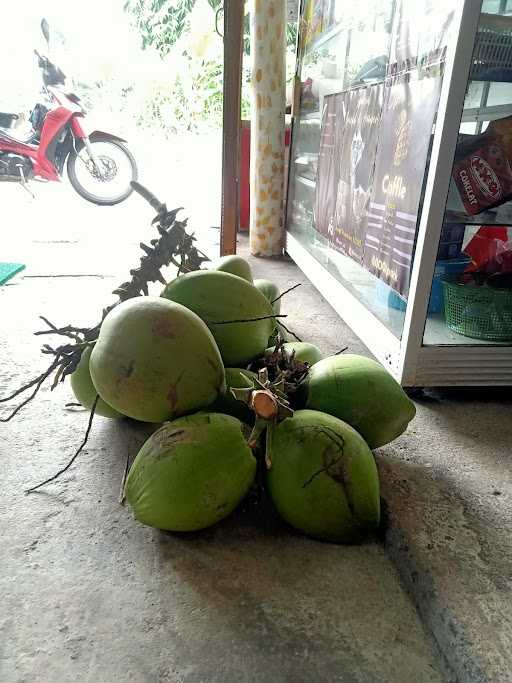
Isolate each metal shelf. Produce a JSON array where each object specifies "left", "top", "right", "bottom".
[
  {"left": 461, "top": 102, "right": 512, "bottom": 122},
  {"left": 444, "top": 216, "right": 512, "bottom": 226},
  {"left": 424, "top": 314, "right": 512, "bottom": 346},
  {"left": 445, "top": 190, "right": 512, "bottom": 224}
]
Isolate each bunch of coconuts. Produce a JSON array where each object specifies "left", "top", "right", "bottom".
[{"left": 70, "top": 255, "right": 415, "bottom": 544}]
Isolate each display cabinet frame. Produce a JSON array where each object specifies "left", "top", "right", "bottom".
[{"left": 286, "top": 0, "right": 512, "bottom": 387}]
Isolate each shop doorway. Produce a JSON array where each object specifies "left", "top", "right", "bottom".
[{"left": 1, "top": 1, "right": 232, "bottom": 273}]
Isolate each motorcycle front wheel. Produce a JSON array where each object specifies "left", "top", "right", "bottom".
[{"left": 67, "top": 133, "right": 138, "bottom": 206}]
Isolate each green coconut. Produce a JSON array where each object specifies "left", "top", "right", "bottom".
[
  {"left": 70, "top": 346, "right": 123, "bottom": 419},
  {"left": 89, "top": 297, "right": 225, "bottom": 423},
  {"left": 298, "top": 354, "right": 416, "bottom": 449},
  {"left": 125, "top": 413, "right": 257, "bottom": 531},
  {"left": 210, "top": 255, "right": 253, "bottom": 282},
  {"left": 254, "top": 278, "right": 281, "bottom": 315},
  {"left": 266, "top": 409, "right": 380, "bottom": 543},
  {"left": 265, "top": 341, "right": 323, "bottom": 366},
  {"left": 161, "top": 270, "right": 276, "bottom": 366},
  {"left": 208, "top": 368, "right": 258, "bottom": 423}
]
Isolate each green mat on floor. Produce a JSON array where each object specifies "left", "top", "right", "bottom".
[{"left": 0, "top": 262, "right": 25, "bottom": 285}]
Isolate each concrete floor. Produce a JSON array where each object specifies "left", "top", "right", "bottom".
[
  {"left": 253, "top": 251, "right": 512, "bottom": 683},
  {"left": 1, "top": 182, "right": 511, "bottom": 681},
  {"left": 379, "top": 393, "right": 512, "bottom": 683}
]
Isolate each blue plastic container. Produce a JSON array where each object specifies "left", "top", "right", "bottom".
[
  {"left": 429, "top": 257, "right": 470, "bottom": 313},
  {"left": 375, "top": 282, "right": 407, "bottom": 312},
  {"left": 375, "top": 257, "right": 470, "bottom": 314}
]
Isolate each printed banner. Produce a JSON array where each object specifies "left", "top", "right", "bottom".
[
  {"left": 363, "top": 0, "right": 455, "bottom": 295},
  {"left": 315, "top": 86, "right": 383, "bottom": 263},
  {"left": 362, "top": 73, "right": 443, "bottom": 295},
  {"left": 315, "top": 93, "right": 344, "bottom": 237},
  {"left": 333, "top": 85, "right": 383, "bottom": 263}
]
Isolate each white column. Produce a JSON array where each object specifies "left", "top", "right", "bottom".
[{"left": 249, "top": 0, "right": 287, "bottom": 257}]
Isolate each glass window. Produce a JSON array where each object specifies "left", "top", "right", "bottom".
[
  {"left": 423, "top": 6, "right": 512, "bottom": 346},
  {"left": 288, "top": 0, "right": 456, "bottom": 339}
]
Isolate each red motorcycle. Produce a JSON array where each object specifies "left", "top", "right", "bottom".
[{"left": 0, "top": 19, "right": 137, "bottom": 205}]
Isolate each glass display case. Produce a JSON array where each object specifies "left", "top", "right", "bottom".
[{"left": 285, "top": 0, "right": 512, "bottom": 386}]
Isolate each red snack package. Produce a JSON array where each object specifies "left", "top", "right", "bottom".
[
  {"left": 453, "top": 117, "right": 512, "bottom": 215},
  {"left": 464, "top": 226, "right": 512, "bottom": 274}
]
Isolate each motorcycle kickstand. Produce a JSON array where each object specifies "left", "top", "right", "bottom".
[{"left": 17, "top": 165, "right": 35, "bottom": 199}]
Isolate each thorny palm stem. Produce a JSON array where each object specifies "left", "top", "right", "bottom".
[{"left": 0, "top": 182, "right": 209, "bottom": 422}]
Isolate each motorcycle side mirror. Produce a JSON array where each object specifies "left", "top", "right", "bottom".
[{"left": 41, "top": 18, "right": 50, "bottom": 47}]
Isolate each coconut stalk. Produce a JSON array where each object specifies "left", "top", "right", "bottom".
[
  {"left": 231, "top": 362, "right": 297, "bottom": 468},
  {"left": 249, "top": 0, "right": 287, "bottom": 257}
]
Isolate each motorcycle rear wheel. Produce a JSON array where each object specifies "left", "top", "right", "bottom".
[{"left": 67, "top": 133, "right": 138, "bottom": 206}]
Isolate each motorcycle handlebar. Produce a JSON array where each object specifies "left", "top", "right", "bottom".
[{"left": 34, "top": 50, "right": 66, "bottom": 87}]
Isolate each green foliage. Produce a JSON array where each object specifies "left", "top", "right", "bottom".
[
  {"left": 124, "top": 0, "right": 222, "bottom": 54},
  {"left": 102, "top": 0, "right": 298, "bottom": 133},
  {"left": 125, "top": 0, "right": 297, "bottom": 57}
]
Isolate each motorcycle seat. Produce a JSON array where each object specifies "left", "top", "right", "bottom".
[
  {"left": 0, "top": 127, "right": 37, "bottom": 146},
  {"left": 0, "top": 112, "right": 20, "bottom": 129}
]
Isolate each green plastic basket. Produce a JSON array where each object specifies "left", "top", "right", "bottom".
[{"left": 443, "top": 280, "right": 512, "bottom": 342}]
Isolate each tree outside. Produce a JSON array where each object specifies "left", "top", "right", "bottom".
[{"left": 123, "top": 0, "right": 297, "bottom": 134}]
